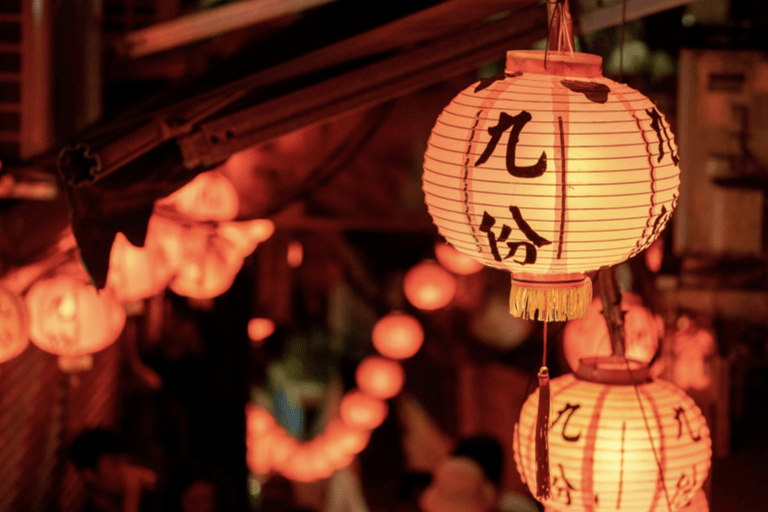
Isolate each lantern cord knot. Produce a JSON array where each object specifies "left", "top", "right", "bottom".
[{"left": 535, "top": 365, "right": 551, "bottom": 500}]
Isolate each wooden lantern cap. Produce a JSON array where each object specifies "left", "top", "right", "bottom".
[
  {"left": 505, "top": 50, "right": 603, "bottom": 78},
  {"left": 575, "top": 355, "right": 651, "bottom": 385}
]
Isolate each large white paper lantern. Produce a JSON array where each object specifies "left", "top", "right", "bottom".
[
  {"left": 423, "top": 50, "right": 680, "bottom": 321},
  {"left": 514, "top": 357, "right": 711, "bottom": 512}
]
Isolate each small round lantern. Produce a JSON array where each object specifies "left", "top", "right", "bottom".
[
  {"left": 371, "top": 312, "right": 424, "bottom": 360},
  {"left": 106, "top": 230, "right": 176, "bottom": 302},
  {"left": 323, "top": 417, "right": 371, "bottom": 456},
  {"left": 26, "top": 274, "right": 126, "bottom": 358},
  {"left": 403, "top": 260, "right": 457, "bottom": 311},
  {"left": 514, "top": 357, "right": 711, "bottom": 512},
  {"left": 434, "top": 242, "right": 484, "bottom": 275},
  {"left": 0, "top": 286, "right": 29, "bottom": 363},
  {"left": 355, "top": 356, "right": 406, "bottom": 400},
  {"left": 562, "top": 292, "right": 662, "bottom": 372},
  {"left": 248, "top": 318, "right": 275, "bottom": 343},
  {"left": 157, "top": 170, "right": 240, "bottom": 221},
  {"left": 339, "top": 389, "right": 388, "bottom": 431},
  {"left": 423, "top": 50, "right": 680, "bottom": 321}
]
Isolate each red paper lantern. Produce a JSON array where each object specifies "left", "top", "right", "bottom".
[
  {"left": 248, "top": 318, "right": 275, "bottom": 343},
  {"left": 562, "top": 292, "right": 661, "bottom": 372},
  {"left": 26, "top": 274, "right": 126, "bottom": 357},
  {"left": 355, "top": 356, "right": 405, "bottom": 400},
  {"left": 514, "top": 357, "right": 711, "bottom": 512},
  {"left": 158, "top": 170, "right": 239, "bottom": 221},
  {"left": 0, "top": 286, "right": 29, "bottom": 363},
  {"left": 339, "top": 389, "right": 388, "bottom": 430},
  {"left": 403, "top": 260, "right": 457, "bottom": 311},
  {"left": 371, "top": 312, "right": 424, "bottom": 360},
  {"left": 434, "top": 242, "right": 484, "bottom": 275},
  {"left": 423, "top": 50, "right": 680, "bottom": 321}
]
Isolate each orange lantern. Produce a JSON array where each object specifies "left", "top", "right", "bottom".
[
  {"left": 168, "top": 223, "right": 245, "bottom": 299},
  {"left": 514, "top": 357, "right": 711, "bottom": 512},
  {"left": 25, "top": 274, "right": 126, "bottom": 357},
  {"left": 248, "top": 318, "right": 276, "bottom": 343},
  {"left": 157, "top": 170, "right": 239, "bottom": 221},
  {"left": 562, "top": 292, "right": 662, "bottom": 372},
  {"left": 322, "top": 417, "right": 371, "bottom": 456},
  {"left": 371, "top": 312, "right": 424, "bottom": 360},
  {"left": 339, "top": 389, "right": 388, "bottom": 430},
  {"left": 217, "top": 219, "right": 275, "bottom": 257},
  {"left": 403, "top": 260, "right": 457, "bottom": 311},
  {"left": 106, "top": 227, "right": 177, "bottom": 302},
  {"left": 355, "top": 356, "right": 405, "bottom": 400},
  {"left": 434, "top": 242, "right": 484, "bottom": 275},
  {"left": 0, "top": 286, "right": 29, "bottom": 363},
  {"left": 423, "top": 50, "right": 680, "bottom": 321}
]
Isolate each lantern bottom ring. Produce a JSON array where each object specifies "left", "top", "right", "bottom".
[
  {"left": 509, "top": 274, "right": 591, "bottom": 322},
  {"left": 576, "top": 355, "right": 651, "bottom": 385}
]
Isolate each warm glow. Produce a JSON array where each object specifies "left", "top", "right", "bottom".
[
  {"left": 434, "top": 242, "right": 484, "bottom": 275},
  {"left": 515, "top": 370, "right": 711, "bottom": 512},
  {"left": 217, "top": 219, "right": 275, "bottom": 257},
  {"left": 339, "top": 389, "right": 388, "bottom": 430},
  {"left": 371, "top": 312, "right": 424, "bottom": 360},
  {"left": 107, "top": 227, "right": 177, "bottom": 302},
  {"left": 286, "top": 240, "right": 304, "bottom": 268},
  {"left": 158, "top": 170, "right": 239, "bottom": 221},
  {"left": 26, "top": 274, "right": 126, "bottom": 357},
  {"left": 562, "top": 292, "right": 662, "bottom": 372},
  {"left": 403, "top": 260, "right": 457, "bottom": 311},
  {"left": 0, "top": 286, "right": 29, "bottom": 363},
  {"left": 423, "top": 50, "right": 680, "bottom": 320},
  {"left": 355, "top": 356, "right": 406, "bottom": 399},
  {"left": 248, "top": 318, "right": 275, "bottom": 343}
]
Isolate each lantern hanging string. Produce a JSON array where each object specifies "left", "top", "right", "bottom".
[
  {"left": 544, "top": 0, "right": 574, "bottom": 69},
  {"left": 623, "top": 356, "right": 674, "bottom": 512},
  {"left": 618, "top": 0, "right": 628, "bottom": 82},
  {"left": 534, "top": 305, "right": 551, "bottom": 499}
]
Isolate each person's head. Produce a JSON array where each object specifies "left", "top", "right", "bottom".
[
  {"left": 419, "top": 457, "right": 496, "bottom": 512},
  {"left": 179, "top": 478, "right": 218, "bottom": 512},
  {"left": 452, "top": 435, "right": 504, "bottom": 488},
  {"left": 67, "top": 428, "right": 126, "bottom": 494}
]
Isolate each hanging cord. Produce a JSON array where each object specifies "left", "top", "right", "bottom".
[
  {"left": 534, "top": 309, "right": 551, "bottom": 499},
  {"left": 544, "top": 0, "right": 574, "bottom": 69},
  {"left": 618, "top": 0, "right": 628, "bottom": 82},
  {"left": 623, "top": 357, "right": 674, "bottom": 512}
]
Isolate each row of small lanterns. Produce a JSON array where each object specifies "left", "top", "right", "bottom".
[{"left": 246, "top": 311, "right": 425, "bottom": 481}]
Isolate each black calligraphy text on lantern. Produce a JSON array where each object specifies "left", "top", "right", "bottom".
[
  {"left": 479, "top": 208, "right": 552, "bottom": 264},
  {"left": 674, "top": 406, "right": 702, "bottom": 442},
  {"left": 550, "top": 403, "right": 582, "bottom": 442},
  {"left": 551, "top": 463, "right": 576, "bottom": 506},
  {"left": 670, "top": 466, "right": 698, "bottom": 509},
  {"left": 646, "top": 107, "right": 679, "bottom": 165},
  {"left": 474, "top": 111, "right": 547, "bottom": 178}
]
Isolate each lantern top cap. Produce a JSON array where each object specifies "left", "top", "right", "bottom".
[
  {"left": 575, "top": 355, "right": 651, "bottom": 385},
  {"left": 505, "top": 50, "right": 603, "bottom": 78}
]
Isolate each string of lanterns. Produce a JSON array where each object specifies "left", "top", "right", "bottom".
[{"left": 245, "top": 311, "right": 424, "bottom": 482}]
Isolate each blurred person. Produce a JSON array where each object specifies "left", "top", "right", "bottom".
[
  {"left": 419, "top": 456, "right": 496, "bottom": 512},
  {"left": 67, "top": 428, "right": 158, "bottom": 512},
  {"left": 452, "top": 435, "right": 538, "bottom": 512}
]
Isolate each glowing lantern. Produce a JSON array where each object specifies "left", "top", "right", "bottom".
[
  {"left": 248, "top": 318, "right": 275, "bottom": 343},
  {"left": 25, "top": 274, "right": 126, "bottom": 357},
  {"left": 355, "top": 356, "right": 406, "bottom": 400},
  {"left": 106, "top": 228, "right": 176, "bottom": 302},
  {"left": 158, "top": 170, "right": 239, "bottom": 221},
  {"left": 217, "top": 219, "right": 275, "bottom": 257},
  {"left": 434, "top": 242, "right": 484, "bottom": 275},
  {"left": 562, "top": 292, "right": 662, "bottom": 372},
  {"left": 286, "top": 240, "right": 303, "bottom": 268},
  {"left": 0, "top": 286, "right": 29, "bottom": 363},
  {"left": 514, "top": 357, "right": 711, "bottom": 512},
  {"left": 168, "top": 224, "right": 245, "bottom": 299},
  {"left": 403, "top": 260, "right": 457, "bottom": 311},
  {"left": 340, "top": 389, "right": 388, "bottom": 430},
  {"left": 423, "top": 50, "right": 680, "bottom": 321},
  {"left": 323, "top": 418, "right": 370, "bottom": 456},
  {"left": 371, "top": 312, "right": 424, "bottom": 360}
]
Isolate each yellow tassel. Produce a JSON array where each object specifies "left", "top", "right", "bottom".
[{"left": 509, "top": 276, "right": 592, "bottom": 321}]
